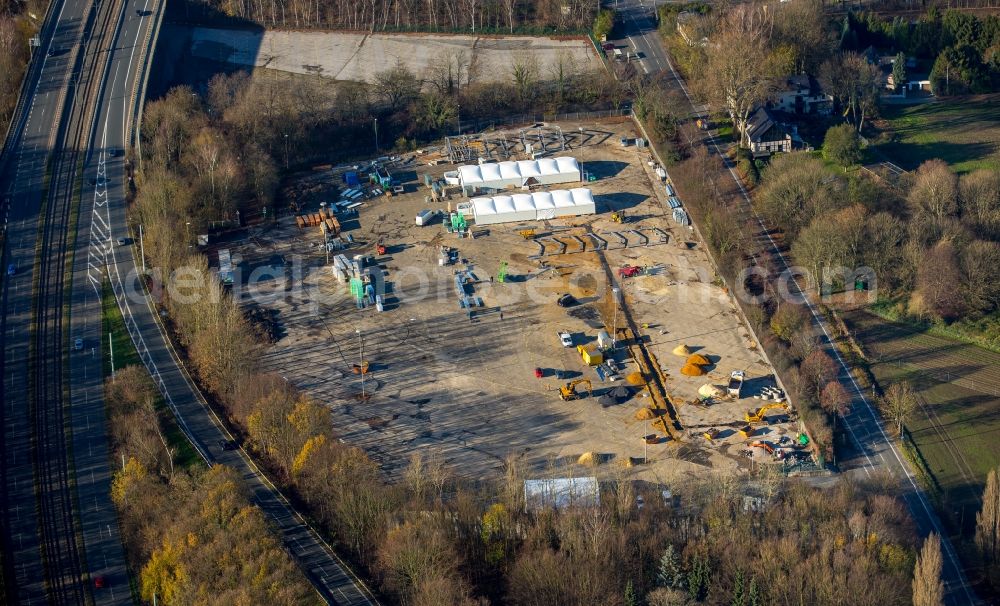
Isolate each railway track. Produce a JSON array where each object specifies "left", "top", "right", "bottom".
[{"left": 22, "top": 0, "right": 124, "bottom": 599}]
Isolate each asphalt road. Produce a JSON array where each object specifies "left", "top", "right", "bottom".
[
  {"left": 79, "top": 1, "right": 381, "bottom": 604},
  {"left": 0, "top": 0, "right": 135, "bottom": 602},
  {"left": 609, "top": 2, "right": 978, "bottom": 603}
]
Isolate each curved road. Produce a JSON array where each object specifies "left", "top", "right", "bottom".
[{"left": 608, "top": 2, "right": 977, "bottom": 603}]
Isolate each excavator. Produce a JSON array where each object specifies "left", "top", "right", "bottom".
[
  {"left": 559, "top": 379, "right": 592, "bottom": 401},
  {"left": 745, "top": 402, "right": 789, "bottom": 425},
  {"left": 611, "top": 210, "right": 625, "bottom": 223}
]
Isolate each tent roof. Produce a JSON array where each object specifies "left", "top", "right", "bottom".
[
  {"left": 458, "top": 157, "right": 580, "bottom": 186},
  {"left": 470, "top": 188, "right": 594, "bottom": 218}
]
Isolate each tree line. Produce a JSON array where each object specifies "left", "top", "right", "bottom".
[
  {"left": 106, "top": 366, "right": 319, "bottom": 605},
  {"left": 186, "top": 0, "right": 595, "bottom": 34},
  {"left": 0, "top": 0, "right": 44, "bottom": 137}
]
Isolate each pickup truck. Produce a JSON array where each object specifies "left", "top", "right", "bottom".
[{"left": 728, "top": 370, "right": 745, "bottom": 398}]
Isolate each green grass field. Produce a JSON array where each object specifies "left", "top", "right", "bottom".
[
  {"left": 843, "top": 309, "right": 1000, "bottom": 543},
  {"left": 878, "top": 95, "right": 1000, "bottom": 174},
  {"left": 101, "top": 283, "right": 201, "bottom": 469}
]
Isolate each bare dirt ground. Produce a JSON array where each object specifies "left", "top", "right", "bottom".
[
  {"left": 224, "top": 119, "right": 800, "bottom": 483},
  {"left": 188, "top": 27, "right": 600, "bottom": 83}
]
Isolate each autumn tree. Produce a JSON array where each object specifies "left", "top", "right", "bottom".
[
  {"left": 769, "top": 303, "right": 809, "bottom": 343},
  {"left": 820, "top": 381, "right": 851, "bottom": 433},
  {"left": 879, "top": 381, "right": 918, "bottom": 436},
  {"left": 771, "top": 0, "right": 836, "bottom": 74},
  {"left": 912, "top": 533, "right": 944, "bottom": 606}
]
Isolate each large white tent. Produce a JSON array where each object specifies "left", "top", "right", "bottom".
[
  {"left": 470, "top": 188, "right": 596, "bottom": 225},
  {"left": 458, "top": 157, "right": 581, "bottom": 191}
]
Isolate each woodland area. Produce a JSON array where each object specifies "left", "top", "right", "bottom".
[
  {"left": 0, "top": 0, "right": 43, "bottom": 136},
  {"left": 186, "top": 0, "right": 596, "bottom": 33}
]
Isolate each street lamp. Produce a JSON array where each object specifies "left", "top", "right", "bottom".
[
  {"left": 283, "top": 134, "right": 289, "bottom": 169},
  {"left": 373, "top": 118, "right": 379, "bottom": 154},
  {"left": 611, "top": 287, "right": 620, "bottom": 348},
  {"left": 185, "top": 221, "right": 191, "bottom": 249},
  {"left": 356, "top": 329, "right": 365, "bottom": 398}
]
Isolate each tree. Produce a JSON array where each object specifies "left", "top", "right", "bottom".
[
  {"left": 912, "top": 533, "right": 944, "bottom": 606},
  {"left": 374, "top": 62, "right": 420, "bottom": 110},
  {"left": 819, "top": 53, "right": 881, "bottom": 131},
  {"left": 891, "top": 52, "right": 907, "bottom": 92},
  {"left": 594, "top": 9, "right": 615, "bottom": 41},
  {"left": 624, "top": 579, "right": 637, "bottom": 606},
  {"left": 914, "top": 239, "right": 966, "bottom": 320},
  {"left": 976, "top": 466, "right": 1000, "bottom": 566},
  {"left": 657, "top": 544, "right": 683, "bottom": 589},
  {"left": 820, "top": 381, "right": 851, "bottom": 431},
  {"left": 879, "top": 381, "right": 918, "bottom": 436},
  {"left": 908, "top": 159, "right": 959, "bottom": 220},
  {"left": 771, "top": 0, "right": 836, "bottom": 74},
  {"left": 769, "top": 303, "right": 808, "bottom": 342},
  {"left": 822, "top": 123, "right": 862, "bottom": 168},
  {"left": 702, "top": 4, "right": 783, "bottom": 142},
  {"left": 958, "top": 169, "right": 1000, "bottom": 240},
  {"left": 800, "top": 349, "right": 838, "bottom": 398},
  {"left": 961, "top": 240, "right": 1000, "bottom": 315},
  {"left": 755, "top": 152, "right": 841, "bottom": 241}
]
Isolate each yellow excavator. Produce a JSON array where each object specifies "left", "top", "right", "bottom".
[
  {"left": 611, "top": 211, "right": 625, "bottom": 223},
  {"left": 518, "top": 229, "right": 536, "bottom": 239},
  {"left": 559, "top": 379, "right": 592, "bottom": 401},
  {"left": 745, "top": 402, "right": 789, "bottom": 424}
]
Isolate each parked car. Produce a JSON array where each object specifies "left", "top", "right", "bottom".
[
  {"left": 558, "top": 331, "right": 573, "bottom": 347},
  {"left": 6, "top": 263, "right": 15, "bottom": 276},
  {"left": 74, "top": 338, "right": 83, "bottom": 350}
]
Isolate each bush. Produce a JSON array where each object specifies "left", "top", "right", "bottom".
[
  {"left": 822, "top": 124, "right": 862, "bottom": 168},
  {"left": 593, "top": 9, "right": 616, "bottom": 41}
]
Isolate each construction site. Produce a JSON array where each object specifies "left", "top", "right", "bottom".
[{"left": 222, "top": 119, "right": 813, "bottom": 482}]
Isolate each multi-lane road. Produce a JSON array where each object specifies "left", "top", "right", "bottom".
[
  {"left": 2, "top": 0, "right": 379, "bottom": 604},
  {"left": 609, "top": 2, "right": 977, "bottom": 603}
]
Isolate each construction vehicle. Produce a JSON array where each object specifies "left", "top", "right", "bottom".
[
  {"left": 618, "top": 265, "right": 642, "bottom": 278},
  {"left": 745, "top": 402, "right": 789, "bottom": 425},
  {"left": 702, "top": 427, "right": 721, "bottom": 442},
  {"left": 611, "top": 211, "right": 625, "bottom": 223},
  {"left": 351, "top": 361, "right": 371, "bottom": 375},
  {"left": 559, "top": 379, "right": 592, "bottom": 401},
  {"left": 376, "top": 239, "right": 386, "bottom": 255},
  {"left": 519, "top": 229, "right": 536, "bottom": 239},
  {"left": 727, "top": 370, "right": 745, "bottom": 398},
  {"left": 750, "top": 440, "right": 775, "bottom": 455}
]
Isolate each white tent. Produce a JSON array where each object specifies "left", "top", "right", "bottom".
[
  {"left": 470, "top": 188, "right": 596, "bottom": 225},
  {"left": 458, "top": 157, "right": 581, "bottom": 191}
]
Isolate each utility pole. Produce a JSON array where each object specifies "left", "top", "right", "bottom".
[
  {"left": 611, "top": 286, "right": 620, "bottom": 347},
  {"left": 374, "top": 118, "right": 379, "bottom": 154},
  {"left": 139, "top": 223, "right": 145, "bottom": 272},
  {"left": 109, "top": 332, "right": 115, "bottom": 378},
  {"left": 356, "top": 329, "right": 365, "bottom": 398}
]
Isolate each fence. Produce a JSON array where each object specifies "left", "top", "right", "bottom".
[{"left": 459, "top": 108, "right": 631, "bottom": 134}]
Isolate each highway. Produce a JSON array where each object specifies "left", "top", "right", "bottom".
[
  {"left": 1, "top": 0, "right": 379, "bottom": 603},
  {"left": 80, "top": 1, "right": 382, "bottom": 605},
  {"left": 609, "top": 2, "right": 978, "bottom": 603}
]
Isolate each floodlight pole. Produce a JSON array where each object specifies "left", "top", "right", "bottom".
[{"left": 611, "top": 286, "right": 620, "bottom": 348}]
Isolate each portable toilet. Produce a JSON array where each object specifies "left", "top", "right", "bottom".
[{"left": 344, "top": 171, "right": 360, "bottom": 187}]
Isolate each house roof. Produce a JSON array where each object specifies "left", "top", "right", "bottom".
[{"left": 745, "top": 107, "right": 787, "bottom": 144}]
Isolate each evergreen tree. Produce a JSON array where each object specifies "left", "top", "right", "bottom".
[
  {"left": 624, "top": 579, "right": 637, "bottom": 606},
  {"left": 657, "top": 544, "right": 683, "bottom": 589},
  {"left": 892, "top": 52, "right": 907, "bottom": 92},
  {"left": 730, "top": 569, "right": 746, "bottom": 606},
  {"left": 747, "top": 577, "right": 761, "bottom": 606}
]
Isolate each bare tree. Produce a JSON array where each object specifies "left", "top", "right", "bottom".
[
  {"left": 959, "top": 169, "right": 1000, "bottom": 239},
  {"left": 819, "top": 53, "right": 881, "bottom": 131},
  {"left": 915, "top": 239, "right": 966, "bottom": 320},
  {"left": 909, "top": 159, "right": 959, "bottom": 220},
  {"left": 702, "top": 4, "right": 780, "bottom": 141},
  {"left": 878, "top": 381, "right": 917, "bottom": 436}
]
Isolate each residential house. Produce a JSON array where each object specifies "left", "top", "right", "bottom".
[
  {"left": 774, "top": 74, "right": 833, "bottom": 115},
  {"left": 743, "top": 107, "right": 792, "bottom": 156}
]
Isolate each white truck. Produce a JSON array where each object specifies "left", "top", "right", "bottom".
[{"left": 728, "top": 370, "right": 745, "bottom": 398}]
